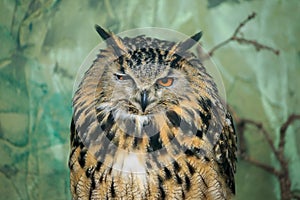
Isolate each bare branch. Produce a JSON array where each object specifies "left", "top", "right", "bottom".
[
  {"left": 205, "top": 11, "right": 297, "bottom": 200},
  {"left": 241, "top": 118, "right": 280, "bottom": 160},
  {"left": 241, "top": 155, "right": 280, "bottom": 176},
  {"left": 279, "top": 114, "right": 300, "bottom": 152},
  {"left": 207, "top": 12, "right": 280, "bottom": 57}
]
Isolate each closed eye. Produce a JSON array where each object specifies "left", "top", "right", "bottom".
[
  {"left": 114, "top": 73, "right": 131, "bottom": 81},
  {"left": 156, "top": 77, "right": 174, "bottom": 87}
]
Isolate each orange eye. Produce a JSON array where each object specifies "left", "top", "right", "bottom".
[{"left": 157, "top": 77, "right": 174, "bottom": 87}]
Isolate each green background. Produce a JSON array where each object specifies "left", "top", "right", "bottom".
[{"left": 0, "top": 0, "right": 299, "bottom": 199}]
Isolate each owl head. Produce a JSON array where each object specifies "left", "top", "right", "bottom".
[
  {"left": 92, "top": 25, "right": 213, "bottom": 116},
  {"left": 72, "top": 26, "right": 227, "bottom": 169}
]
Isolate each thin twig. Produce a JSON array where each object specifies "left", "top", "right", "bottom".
[
  {"left": 241, "top": 155, "right": 280, "bottom": 176},
  {"left": 207, "top": 12, "right": 280, "bottom": 57},
  {"left": 233, "top": 37, "right": 280, "bottom": 55},
  {"left": 279, "top": 114, "right": 300, "bottom": 153},
  {"left": 236, "top": 114, "right": 300, "bottom": 200},
  {"left": 232, "top": 12, "right": 256, "bottom": 36},
  {"left": 205, "top": 10, "right": 297, "bottom": 200},
  {"left": 242, "top": 118, "right": 280, "bottom": 160}
]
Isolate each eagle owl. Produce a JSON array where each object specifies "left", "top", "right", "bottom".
[{"left": 69, "top": 25, "right": 237, "bottom": 200}]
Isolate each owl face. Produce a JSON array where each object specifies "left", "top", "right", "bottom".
[
  {"left": 95, "top": 32, "right": 205, "bottom": 121},
  {"left": 107, "top": 55, "right": 189, "bottom": 116}
]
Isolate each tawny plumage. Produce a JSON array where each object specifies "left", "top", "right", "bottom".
[{"left": 69, "top": 25, "right": 237, "bottom": 200}]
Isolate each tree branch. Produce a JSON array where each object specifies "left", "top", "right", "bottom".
[
  {"left": 279, "top": 114, "right": 300, "bottom": 153},
  {"left": 207, "top": 12, "right": 280, "bottom": 57}
]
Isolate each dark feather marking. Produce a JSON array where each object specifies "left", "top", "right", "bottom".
[
  {"left": 173, "top": 161, "right": 181, "bottom": 173},
  {"left": 170, "top": 55, "right": 182, "bottom": 69},
  {"left": 97, "top": 112, "right": 106, "bottom": 123},
  {"left": 118, "top": 57, "right": 126, "bottom": 74},
  {"left": 94, "top": 136, "right": 110, "bottom": 159},
  {"left": 201, "top": 176, "right": 208, "bottom": 188},
  {"left": 95, "top": 161, "right": 102, "bottom": 171},
  {"left": 78, "top": 148, "right": 87, "bottom": 168},
  {"left": 73, "top": 107, "right": 85, "bottom": 125},
  {"left": 100, "top": 112, "right": 114, "bottom": 132},
  {"left": 184, "top": 149, "right": 195, "bottom": 157},
  {"left": 70, "top": 119, "right": 78, "bottom": 146},
  {"left": 85, "top": 167, "right": 94, "bottom": 178},
  {"left": 79, "top": 142, "right": 84, "bottom": 149},
  {"left": 159, "top": 185, "right": 166, "bottom": 200},
  {"left": 68, "top": 147, "right": 76, "bottom": 163},
  {"left": 163, "top": 167, "right": 172, "bottom": 180},
  {"left": 184, "top": 174, "right": 191, "bottom": 191},
  {"left": 147, "top": 132, "right": 163, "bottom": 152},
  {"left": 181, "top": 189, "right": 186, "bottom": 199},
  {"left": 158, "top": 175, "right": 166, "bottom": 199},
  {"left": 198, "top": 98, "right": 212, "bottom": 112},
  {"left": 204, "top": 156, "right": 210, "bottom": 162},
  {"left": 111, "top": 180, "right": 116, "bottom": 198},
  {"left": 186, "top": 161, "right": 195, "bottom": 175},
  {"left": 184, "top": 147, "right": 207, "bottom": 159},
  {"left": 78, "top": 113, "right": 94, "bottom": 133},
  {"left": 175, "top": 174, "right": 183, "bottom": 184},
  {"left": 166, "top": 110, "right": 181, "bottom": 127},
  {"left": 133, "top": 137, "right": 143, "bottom": 149},
  {"left": 88, "top": 171, "right": 96, "bottom": 199},
  {"left": 99, "top": 174, "right": 104, "bottom": 183},
  {"left": 196, "top": 129, "right": 203, "bottom": 138},
  {"left": 197, "top": 110, "right": 211, "bottom": 130},
  {"left": 86, "top": 122, "right": 105, "bottom": 149},
  {"left": 106, "top": 131, "right": 115, "bottom": 141}
]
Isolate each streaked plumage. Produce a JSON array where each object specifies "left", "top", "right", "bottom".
[{"left": 69, "top": 25, "right": 237, "bottom": 200}]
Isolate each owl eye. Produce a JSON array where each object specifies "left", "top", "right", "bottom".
[
  {"left": 114, "top": 73, "right": 130, "bottom": 81},
  {"left": 156, "top": 77, "right": 174, "bottom": 87}
]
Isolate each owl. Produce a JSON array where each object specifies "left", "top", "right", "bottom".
[{"left": 69, "top": 25, "right": 237, "bottom": 200}]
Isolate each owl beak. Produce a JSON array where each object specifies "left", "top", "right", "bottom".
[{"left": 141, "top": 90, "right": 148, "bottom": 112}]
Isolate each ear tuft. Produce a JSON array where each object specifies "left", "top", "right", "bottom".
[
  {"left": 95, "top": 24, "right": 111, "bottom": 40},
  {"left": 176, "top": 31, "right": 203, "bottom": 53},
  {"left": 94, "top": 25, "right": 128, "bottom": 57},
  {"left": 167, "top": 31, "right": 203, "bottom": 58}
]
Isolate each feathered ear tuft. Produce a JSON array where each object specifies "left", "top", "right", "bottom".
[
  {"left": 94, "top": 24, "right": 128, "bottom": 57},
  {"left": 179, "top": 31, "right": 202, "bottom": 52},
  {"left": 168, "top": 31, "right": 203, "bottom": 57},
  {"left": 95, "top": 24, "right": 111, "bottom": 40}
]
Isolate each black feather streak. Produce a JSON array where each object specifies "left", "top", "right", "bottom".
[
  {"left": 185, "top": 174, "right": 191, "bottom": 191},
  {"left": 147, "top": 132, "right": 163, "bottom": 152},
  {"left": 164, "top": 167, "right": 172, "bottom": 180},
  {"left": 173, "top": 161, "right": 181, "bottom": 172},
  {"left": 175, "top": 174, "right": 183, "bottom": 184},
  {"left": 158, "top": 175, "right": 166, "bottom": 199},
  {"left": 166, "top": 110, "right": 181, "bottom": 127},
  {"left": 78, "top": 149, "right": 87, "bottom": 168}
]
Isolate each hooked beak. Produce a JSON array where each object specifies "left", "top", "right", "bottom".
[{"left": 141, "top": 90, "right": 148, "bottom": 112}]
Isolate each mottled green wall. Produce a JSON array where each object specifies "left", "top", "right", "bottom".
[{"left": 0, "top": 0, "right": 299, "bottom": 199}]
